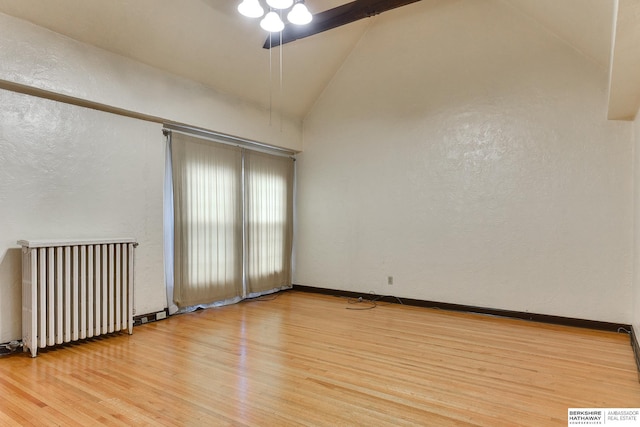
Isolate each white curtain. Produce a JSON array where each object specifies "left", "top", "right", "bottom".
[
  {"left": 245, "top": 151, "right": 294, "bottom": 295},
  {"left": 171, "top": 132, "right": 243, "bottom": 307},
  {"left": 163, "top": 132, "right": 179, "bottom": 314},
  {"left": 166, "top": 131, "right": 294, "bottom": 310}
]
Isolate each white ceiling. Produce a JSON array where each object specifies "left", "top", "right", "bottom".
[
  {"left": 0, "top": 0, "right": 369, "bottom": 119},
  {"left": 502, "top": 0, "right": 614, "bottom": 69},
  {"left": 0, "top": 0, "right": 632, "bottom": 120}
]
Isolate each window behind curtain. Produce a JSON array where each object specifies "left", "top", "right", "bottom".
[
  {"left": 169, "top": 131, "right": 294, "bottom": 309},
  {"left": 245, "top": 151, "right": 294, "bottom": 295},
  {"left": 171, "top": 133, "right": 243, "bottom": 307}
]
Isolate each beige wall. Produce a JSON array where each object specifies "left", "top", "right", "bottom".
[
  {"left": 0, "top": 1, "right": 636, "bottom": 343},
  {"left": 295, "top": 0, "right": 634, "bottom": 323},
  {"left": 0, "top": 13, "right": 302, "bottom": 152},
  {"left": 0, "top": 12, "right": 300, "bottom": 342},
  {"left": 0, "top": 90, "right": 165, "bottom": 342},
  {"left": 634, "top": 110, "right": 640, "bottom": 334}
]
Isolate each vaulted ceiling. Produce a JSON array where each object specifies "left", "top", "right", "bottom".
[{"left": 0, "top": 0, "right": 637, "bottom": 120}]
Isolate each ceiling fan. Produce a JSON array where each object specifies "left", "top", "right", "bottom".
[{"left": 262, "top": 0, "right": 422, "bottom": 49}]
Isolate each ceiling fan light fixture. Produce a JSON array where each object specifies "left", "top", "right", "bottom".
[
  {"left": 287, "top": 1, "right": 312, "bottom": 25},
  {"left": 266, "top": 0, "right": 294, "bottom": 10},
  {"left": 237, "top": 0, "right": 264, "bottom": 18},
  {"left": 260, "top": 10, "right": 285, "bottom": 32}
]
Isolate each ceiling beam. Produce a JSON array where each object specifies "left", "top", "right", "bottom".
[{"left": 263, "top": 0, "right": 422, "bottom": 49}]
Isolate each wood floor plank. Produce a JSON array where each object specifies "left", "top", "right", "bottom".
[{"left": 0, "top": 291, "right": 638, "bottom": 425}]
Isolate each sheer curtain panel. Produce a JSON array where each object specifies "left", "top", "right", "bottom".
[
  {"left": 163, "top": 132, "right": 178, "bottom": 314},
  {"left": 171, "top": 133, "right": 243, "bottom": 307},
  {"left": 245, "top": 151, "right": 294, "bottom": 294}
]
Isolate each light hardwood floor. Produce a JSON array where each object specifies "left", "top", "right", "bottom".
[{"left": 0, "top": 291, "right": 638, "bottom": 426}]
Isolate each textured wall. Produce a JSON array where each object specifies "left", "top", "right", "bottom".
[
  {"left": 0, "top": 12, "right": 302, "bottom": 152},
  {"left": 0, "top": 10, "right": 302, "bottom": 342},
  {"left": 0, "top": 89, "right": 165, "bottom": 342},
  {"left": 634, "top": 111, "right": 640, "bottom": 333},
  {"left": 295, "top": 0, "right": 633, "bottom": 322}
]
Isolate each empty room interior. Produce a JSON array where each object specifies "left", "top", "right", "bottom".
[{"left": 1, "top": 0, "right": 640, "bottom": 425}]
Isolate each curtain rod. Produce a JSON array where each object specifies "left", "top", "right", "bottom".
[
  {"left": 0, "top": 80, "right": 299, "bottom": 157},
  {"left": 163, "top": 123, "right": 298, "bottom": 157}
]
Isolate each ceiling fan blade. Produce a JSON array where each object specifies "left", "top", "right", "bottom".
[{"left": 263, "top": 0, "right": 422, "bottom": 49}]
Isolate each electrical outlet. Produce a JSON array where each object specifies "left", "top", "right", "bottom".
[{"left": 387, "top": 276, "right": 394, "bottom": 285}]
